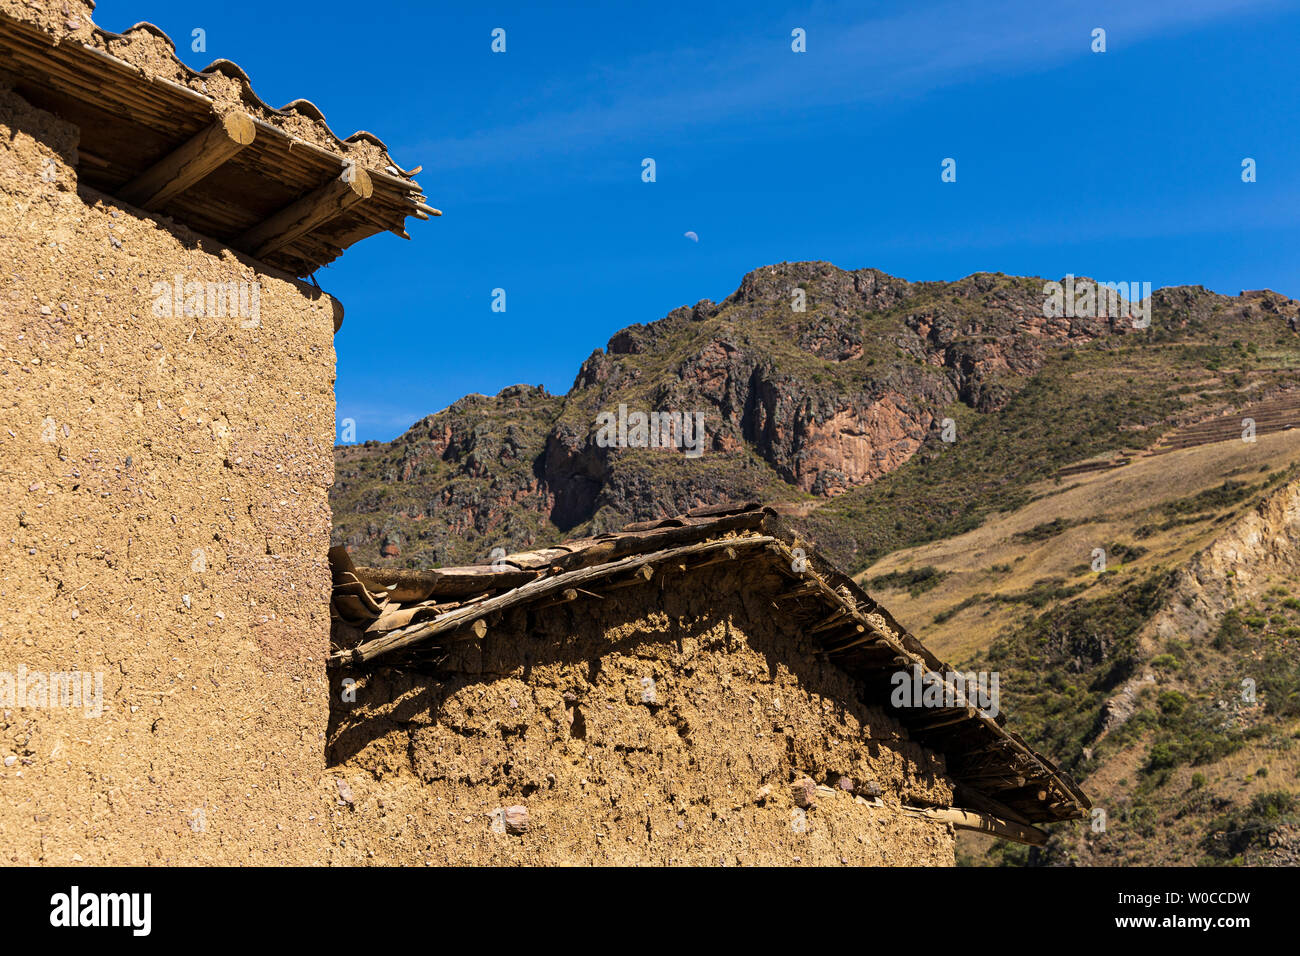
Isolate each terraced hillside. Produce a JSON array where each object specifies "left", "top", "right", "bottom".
[{"left": 1150, "top": 389, "right": 1300, "bottom": 454}]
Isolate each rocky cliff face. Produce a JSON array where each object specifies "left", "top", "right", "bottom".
[{"left": 331, "top": 262, "right": 1296, "bottom": 569}]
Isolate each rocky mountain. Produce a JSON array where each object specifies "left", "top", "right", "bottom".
[{"left": 332, "top": 261, "right": 1300, "bottom": 573}]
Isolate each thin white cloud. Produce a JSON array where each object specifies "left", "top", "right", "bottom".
[{"left": 414, "top": 0, "right": 1285, "bottom": 170}]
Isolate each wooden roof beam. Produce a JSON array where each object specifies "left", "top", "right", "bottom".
[
  {"left": 237, "top": 167, "right": 373, "bottom": 260},
  {"left": 117, "top": 111, "right": 256, "bottom": 210},
  {"left": 902, "top": 806, "right": 1048, "bottom": 846}
]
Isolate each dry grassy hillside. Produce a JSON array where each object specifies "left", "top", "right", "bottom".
[{"left": 860, "top": 430, "right": 1300, "bottom": 865}]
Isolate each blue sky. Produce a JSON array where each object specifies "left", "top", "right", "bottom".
[{"left": 98, "top": 0, "right": 1300, "bottom": 441}]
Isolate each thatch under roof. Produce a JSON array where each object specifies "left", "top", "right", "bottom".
[
  {"left": 0, "top": 2, "right": 433, "bottom": 276},
  {"left": 328, "top": 502, "right": 1090, "bottom": 832}
]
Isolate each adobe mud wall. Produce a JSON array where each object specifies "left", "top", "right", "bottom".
[
  {"left": 328, "top": 563, "right": 958, "bottom": 865},
  {"left": 0, "top": 83, "right": 339, "bottom": 863}
]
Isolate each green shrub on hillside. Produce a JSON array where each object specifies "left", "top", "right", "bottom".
[{"left": 866, "top": 565, "right": 949, "bottom": 597}]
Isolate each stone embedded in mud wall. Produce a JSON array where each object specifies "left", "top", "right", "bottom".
[
  {"left": 791, "top": 777, "right": 818, "bottom": 809},
  {"left": 503, "top": 805, "right": 530, "bottom": 835}
]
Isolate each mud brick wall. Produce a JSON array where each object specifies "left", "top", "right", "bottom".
[
  {"left": 0, "top": 83, "right": 340, "bottom": 864},
  {"left": 327, "top": 563, "right": 958, "bottom": 865}
]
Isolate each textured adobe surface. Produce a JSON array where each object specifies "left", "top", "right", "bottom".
[
  {"left": 327, "top": 564, "right": 957, "bottom": 865},
  {"left": 0, "top": 84, "right": 339, "bottom": 864}
]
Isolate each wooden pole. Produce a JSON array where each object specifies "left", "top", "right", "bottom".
[
  {"left": 538, "top": 588, "right": 579, "bottom": 610},
  {"left": 602, "top": 564, "right": 657, "bottom": 590},
  {"left": 118, "top": 111, "right": 256, "bottom": 210},
  {"left": 237, "top": 166, "right": 373, "bottom": 259},
  {"left": 902, "top": 806, "right": 1048, "bottom": 846}
]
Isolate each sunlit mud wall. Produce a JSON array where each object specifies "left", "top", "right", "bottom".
[
  {"left": 328, "top": 562, "right": 959, "bottom": 865},
  {"left": 0, "top": 82, "right": 340, "bottom": 864}
]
